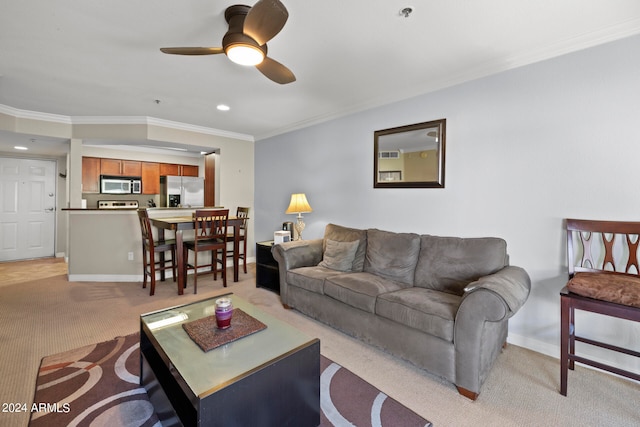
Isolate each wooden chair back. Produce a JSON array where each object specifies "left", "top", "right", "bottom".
[
  {"left": 194, "top": 209, "right": 229, "bottom": 242},
  {"left": 137, "top": 208, "right": 153, "bottom": 246},
  {"left": 566, "top": 218, "right": 640, "bottom": 277},
  {"left": 236, "top": 207, "right": 249, "bottom": 233}
]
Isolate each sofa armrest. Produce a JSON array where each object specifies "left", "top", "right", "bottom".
[
  {"left": 271, "top": 239, "right": 323, "bottom": 304},
  {"left": 463, "top": 266, "right": 531, "bottom": 316},
  {"left": 453, "top": 266, "right": 530, "bottom": 395}
]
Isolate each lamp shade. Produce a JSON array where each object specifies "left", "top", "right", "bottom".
[{"left": 285, "top": 193, "right": 312, "bottom": 214}]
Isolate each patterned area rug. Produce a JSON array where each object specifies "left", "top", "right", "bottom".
[{"left": 30, "top": 333, "right": 431, "bottom": 427}]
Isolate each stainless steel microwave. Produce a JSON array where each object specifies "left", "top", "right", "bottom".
[{"left": 100, "top": 175, "right": 142, "bottom": 194}]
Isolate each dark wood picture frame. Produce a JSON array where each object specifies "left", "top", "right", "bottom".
[{"left": 374, "top": 118, "right": 446, "bottom": 188}]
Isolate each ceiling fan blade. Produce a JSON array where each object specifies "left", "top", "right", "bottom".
[
  {"left": 160, "top": 47, "right": 224, "bottom": 55},
  {"left": 243, "top": 0, "right": 288, "bottom": 46},
  {"left": 256, "top": 56, "right": 295, "bottom": 84}
]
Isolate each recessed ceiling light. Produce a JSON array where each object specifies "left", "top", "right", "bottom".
[
  {"left": 217, "top": 104, "right": 230, "bottom": 111},
  {"left": 14, "top": 146, "right": 28, "bottom": 150}
]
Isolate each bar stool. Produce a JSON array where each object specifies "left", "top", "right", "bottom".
[
  {"left": 137, "top": 208, "right": 177, "bottom": 295},
  {"left": 560, "top": 218, "right": 640, "bottom": 396},
  {"left": 227, "top": 207, "right": 249, "bottom": 274},
  {"left": 184, "top": 209, "right": 229, "bottom": 294}
]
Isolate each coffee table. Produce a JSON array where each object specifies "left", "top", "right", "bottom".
[{"left": 140, "top": 294, "right": 320, "bottom": 427}]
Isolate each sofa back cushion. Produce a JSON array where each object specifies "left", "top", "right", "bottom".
[
  {"left": 323, "top": 224, "right": 367, "bottom": 272},
  {"left": 364, "top": 228, "right": 421, "bottom": 285},
  {"left": 414, "top": 235, "right": 508, "bottom": 295}
]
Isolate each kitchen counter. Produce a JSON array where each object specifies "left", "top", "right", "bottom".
[
  {"left": 65, "top": 207, "right": 200, "bottom": 281},
  {"left": 62, "top": 208, "right": 139, "bottom": 211},
  {"left": 62, "top": 207, "right": 217, "bottom": 211},
  {"left": 64, "top": 206, "right": 229, "bottom": 282}
]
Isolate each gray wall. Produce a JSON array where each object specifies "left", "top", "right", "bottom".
[{"left": 255, "top": 34, "right": 640, "bottom": 369}]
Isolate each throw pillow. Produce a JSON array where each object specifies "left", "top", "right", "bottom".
[
  {"left": 323, "top": 224, "right": 367, "bottom": 271},
  {"left": 319, "top": 239, "right": 360, "bottom": 272}
]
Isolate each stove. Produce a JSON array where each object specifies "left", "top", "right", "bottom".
[{"left": 97, "top": 200, "right": 139, "bottom": 209}]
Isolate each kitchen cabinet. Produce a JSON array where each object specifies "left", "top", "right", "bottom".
[
  {"left": 82, "top": 156, "right": 196, "bottom": 195},
  {"left": 100, "top": 158, "right": 142, "bottom": 176},
  {"left": 159, "top": 163, "right": 199, "bottom": 177},
  {"left": 159, "top": 163, "right": 179, "bottom": 176},
  {"left": 82, "top": 157, "right": 101, "bottom": 193},
  {"left": 141, "top": 162, "right": 160, "bottom": 194},
  {"left": 181, "top": 164, "right": 199, "bottom": 177}
]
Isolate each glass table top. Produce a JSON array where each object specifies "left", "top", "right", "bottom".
[{"left": 140, "top": 294, "right": 316, "bottom": 397}]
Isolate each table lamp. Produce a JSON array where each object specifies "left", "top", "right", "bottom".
[{"left": 285, "top": 193, "right": 313, "bottom": 240}]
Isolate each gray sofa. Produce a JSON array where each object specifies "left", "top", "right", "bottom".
[{"left": 272, "top": 223, "right": 531, "bottom": 400}]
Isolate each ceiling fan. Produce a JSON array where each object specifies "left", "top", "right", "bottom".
[{"left": 160, "top": 0, "right": 295, "bottom": 84}]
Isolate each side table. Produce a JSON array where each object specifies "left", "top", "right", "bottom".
[{"left": 256, "top": 240, "right": 280, "bottom": 293}]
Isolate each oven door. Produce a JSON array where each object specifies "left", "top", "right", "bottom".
[{"left": 101, "top": 178, "right": 132, "bottom": 194}]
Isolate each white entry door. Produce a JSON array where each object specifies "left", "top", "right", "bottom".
[{"left": 0, "top": 158, "right": 56, "bottom": 261}]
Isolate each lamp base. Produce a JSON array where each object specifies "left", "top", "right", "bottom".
[{"left": 294, "top": 218, "right": 305, "bottom": 240}]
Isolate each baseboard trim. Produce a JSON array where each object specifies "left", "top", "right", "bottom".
[
  {"left": 68, "top": 274, "right": 141, "bottom": 282},
  {"left": 507, "top": 333, "right": 558, "bottom": 359}
]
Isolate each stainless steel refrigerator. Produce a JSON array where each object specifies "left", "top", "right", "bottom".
[{"left": 160, "top": 176, "right": 205, "bottom": 207}]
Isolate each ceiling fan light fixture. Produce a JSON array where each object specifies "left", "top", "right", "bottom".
[{"left": 226, "top": 43, "right": 265, "bottom": 66}]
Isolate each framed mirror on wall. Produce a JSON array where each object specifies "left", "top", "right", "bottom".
[{"left": 374, "top": 118, "right": 446, "bottom": 188}]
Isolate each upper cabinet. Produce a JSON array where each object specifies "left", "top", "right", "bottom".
[
  {"left": 141, "top": 162, "right": 160, "bottom": 195},
  {"left": 82, "top": 156, "right": 199, "bottom": 195},
  {"left": 82, "top": 157, "right": 101, "bottom": 193},
  {"left": 100, "top": 158, "right": 142, "bottom": 176},
  {"left": 180, "top": 164, "right": 199, "bottom": 177},
  {"left": 159, "top": 163, "right": 179, "bottom": 176},
  {"left": 159, "top": 163, "right": 199, "bottom": 177}
]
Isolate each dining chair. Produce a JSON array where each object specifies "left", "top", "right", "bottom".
[
  {"left": 184, "top": 209, "right": 229, "bottom": 293},
  {"left": 227, "top": 207, "right": 250, "bottom": 275},
  {"left": 137, "top": 208, "right": 177, "bottom": 296},
  {"left": 560, "top": 218, "right": 640, "bottom": 396}
]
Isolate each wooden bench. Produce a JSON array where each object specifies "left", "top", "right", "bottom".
[{"left": 560, "top": 219, "right": 640, "bottom": 396}]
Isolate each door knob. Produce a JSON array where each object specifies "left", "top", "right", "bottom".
[{"left": 46, "top": 207, "right": 55, "bottom": 212}]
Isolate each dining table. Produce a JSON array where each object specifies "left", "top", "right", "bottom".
[{"left": 150, "top": 215, "right": 248, "bottom": 295}]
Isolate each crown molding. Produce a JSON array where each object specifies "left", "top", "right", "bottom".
[
  {"left": 0, "top": 104, "right": 254, "bottom": 142},
  {"left": 145, "top": 117, "right": 253, "bottom": 142},
  {"left": 0, "top": 104, "right": 73, "bottom": 124}
]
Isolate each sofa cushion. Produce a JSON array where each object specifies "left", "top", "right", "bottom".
[
  {"left": 287, "top": 266, "right": 344, "bottom": 295},
  {"left": 324, "top": 224, "right": 367, "bottom": 272},
  {"left": 414, "top": 235, "right": 508, "bottom": 295},
  {"left": 376, "top": 288, "right": 462, "bottom": 342},
  {"left": 364, "top": 229, "right": 421, "bottom": 286},
  {"left": 324, "top": 272, "right": 406, "bottom": 313},
  {"left": 319, "top": 239, "right": 360, "bottom": 272}
]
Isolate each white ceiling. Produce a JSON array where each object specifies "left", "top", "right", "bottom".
[{"left": 2, "top": 0, "right": 640, "bottom": 156}]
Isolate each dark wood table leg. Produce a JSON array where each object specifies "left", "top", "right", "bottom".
[
  {"left": 176, "top": 229, "right": 184, "bottom": 295},
  {"left": 233, "top": 226, "right": 240, "bottom": 282},
  {"left": 157, "top": 228, "right": 166, "bottom": 282}
]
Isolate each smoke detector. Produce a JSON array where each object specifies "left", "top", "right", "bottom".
[{"left": 400, "top": 7, "right": 413, "bottom": 18}]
